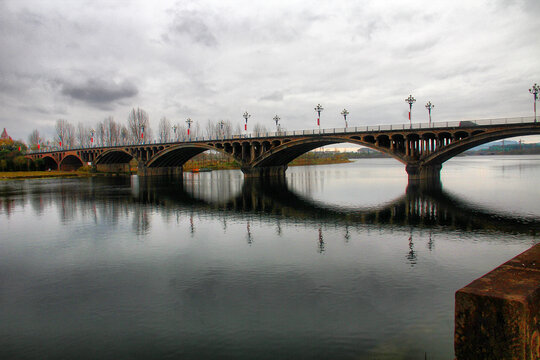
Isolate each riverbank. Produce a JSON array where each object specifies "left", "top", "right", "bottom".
[
  {"left": 0, "top": 170, "right": 95, "bottom": 180},
  {"left": 0, "top": 155, "right": 352, "bottom": 179}
]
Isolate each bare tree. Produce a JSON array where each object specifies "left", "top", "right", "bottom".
[
  {"left": 174, "top": 122, "right": 187, "bottom": 141},
  {"left": 234, "top": 123, "right": 243, "bottom": 136},
  {"left": 55, "top": 119, "right": 75, "bottom": 148},
  {"left": 127, "top": 108, "right": 152, "bottom": 143},
  {"left": 96, "top": 122, "right": 105, "bottom": 146},
  {"left": 28, "top": 129, "right": 42, "bottom": 148},
  {"left": 158, "top": 117, "right": 171, "bottom": 142},
  {"left": 120, "top": 125, "right": 130, "bottom": 145},
  {"left": 76, "top": 122, "right": 90, "bottom": 147},
  {"left": 103, "top": 117, "right": 121, "bottom": 146},
  {"left": 253, "top": 123, "right": 268, "bottom": 135}
]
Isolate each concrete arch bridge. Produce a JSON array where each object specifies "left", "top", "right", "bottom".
[{"left": 26, "top": 116, "right": 539, "bottom": 183}]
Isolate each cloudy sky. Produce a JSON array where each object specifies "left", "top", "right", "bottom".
[{"left": 1, "top": 0, "right": 539, "bottom": 141}]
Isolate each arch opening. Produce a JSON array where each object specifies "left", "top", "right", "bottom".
[
  {"left": 43, "top": 156, "right": 58, "bottom": 170},
  {"left": 60, "top": 155, "right": 84, "bottom": 171}
]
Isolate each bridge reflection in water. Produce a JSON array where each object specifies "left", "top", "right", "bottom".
[
  {"left": 133, "top": 174, "right": 538, "bottom": 235},
  {"left": 3, "top": 173, "right": 537, "bottom": 242}
]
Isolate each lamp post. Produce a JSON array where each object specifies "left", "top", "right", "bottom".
[
  {"left": 314, "top": 104, "right": 323, "bottom": 132},
  {"left": 186, "top": 118, "right": 193, "bottom": 140},
  {"left": 425, "top": 101, "right": 434, "bottom": 127},
  {"left": 140, "top": 124, "right": 145, "bottom": 144},
  {"left": 529, "top": 83, "right": 539, "bottom": 123},
  {"left": 341, "top": 109, "right": 349, "bottom": 128},
  {"left": 219, "top": 120, "right": 225, "bottom": 138},
  {"left": 405, "top": 95, "right": 416, "bottom": 128},
  {"left": 172, "top": 125, "right": 178, "bottom": 141},
  {"left": 243, "top": 111, "right": 250, "bottom": 134},
  {"left": 273, "top": 115, "right": 280, "bottom": 132},
  {"left": 90, "top": 128, "right": 95, "bottom": 147}
]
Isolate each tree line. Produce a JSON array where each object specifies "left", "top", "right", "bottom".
[{"left": 26, "top": 107, "right": 272, "bottom": 150}]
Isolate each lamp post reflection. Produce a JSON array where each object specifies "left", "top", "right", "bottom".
[
  {"left": 406, "top": 231, "right": 417, "bottom": 266},
  {"left": 317, "top": 227, "right": 325, "bottom": 254},
  {"left": 247, "top": 220, "right": 253, "bottom": 244}
]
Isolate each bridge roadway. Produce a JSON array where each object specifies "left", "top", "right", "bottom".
[{"left": 26, "top": 116, "right": 539, "bottom": 184}]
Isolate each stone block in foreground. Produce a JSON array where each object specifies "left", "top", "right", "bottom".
[{"left": 455, "top": 243, "right": 540, "bottom": 359}]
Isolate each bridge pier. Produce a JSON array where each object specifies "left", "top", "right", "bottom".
[
  {"left": 96, "top": 163, "right": 131, "bottom": 174},
  {"left": 242, "top": 165, "right": 288, "bottom": 178},
  {"left": 406, "top": 163, "right": 442, "bottom": 188},
  {"left": 138, "top": 165, "right": 183, "bottom": 176}
]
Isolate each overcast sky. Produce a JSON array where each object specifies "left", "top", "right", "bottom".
[{"left": 1, "top": 0, "right": 539, "bottom": 141}]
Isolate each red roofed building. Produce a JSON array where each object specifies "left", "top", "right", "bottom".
[{"left": 1, "top": 128, "right": 12, "bottom": 141}]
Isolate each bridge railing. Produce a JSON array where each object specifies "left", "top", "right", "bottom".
[{"left": 26, "top": 116, "right": 536, "bottom": 154}]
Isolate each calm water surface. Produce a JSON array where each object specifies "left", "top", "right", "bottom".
[{"left": 1, "top": 155, "right": 539, "bottom": 359}]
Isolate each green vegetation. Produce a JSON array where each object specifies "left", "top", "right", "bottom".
[
  {"left": 289, "top": 152, "right": 350, "bottom": 166},
  {"left": 0, "top": 138, "right": 44, "bottom": 172},
  {"left": 0, "top": 171, "right": 91, "bottom": 180}
]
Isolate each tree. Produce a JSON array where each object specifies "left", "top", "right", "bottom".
[
  {"left": 158, "top": 117, "right": 171, "bottom": 143},
  {"left": 28, "top": 129, "right": 42, "bottom": 149},
  {"left": 103, "top": 117, "right": 121, "bottom": 146},
  {"left": 76, "top": 122, "right": 90, "bottom": 148},
  {"left": 127, "top": 108, "right": 152, "bottom": 143},
  {"left": 253, "top": 123, "right": 268, "bottom": 134},
  {"left": 55, "top": 119, "right": 75, "bottom": 148}
]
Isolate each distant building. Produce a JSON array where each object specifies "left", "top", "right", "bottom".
[{"left": 1, "top": 128, "right": 12, "bottom": 141}]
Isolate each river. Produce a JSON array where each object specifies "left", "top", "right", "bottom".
[{"left": 0, "top": 155, "right": 538, "bottom": 359}]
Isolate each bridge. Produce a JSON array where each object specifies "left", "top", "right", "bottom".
[{"left": 26, "top": 116, "right": 539, "bottom": 183}]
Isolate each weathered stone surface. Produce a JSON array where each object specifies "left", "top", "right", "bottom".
[{"left": 455, "top": 243, "right": 540, "bottom": 359}]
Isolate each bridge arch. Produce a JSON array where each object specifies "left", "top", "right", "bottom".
[
  {"left": 146, "top": 143, "right": 233, "bottom": 168},
  {"left": 94, "top": 149, "right": 133, "bottom": 165},
  {"left": 60, "top": 154, "right": 84, "bottom": 171},
  {"left": 251, "top": 137, "right": 407, "bottom": 168},
  {"left": 422, "top": 127, "right": 540, "bottom": 166}
]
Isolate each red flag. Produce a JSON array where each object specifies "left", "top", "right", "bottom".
[
  {"left": 141, "top": 133, "right": 144, "bottom": 139},
  {"left": 37, "top": 144, "right": 40, "bottom": 150},
  {"left": 317, "top": 118, "right": 320, "bottom": 126},
  {"left": 409, "top": 111, "right": 411, "bottom": 120},
  {"left": 245, "top": 124, "right": 247, "bottom": 131},
  {"left": 187, "top": 129, "right": 190, "bottom": 136},
  {"left": 59, "top": 141, "right": 62, "bottom": 147},
  {"left": 90, "top": 138, "right": 93, "bottom": 144}
]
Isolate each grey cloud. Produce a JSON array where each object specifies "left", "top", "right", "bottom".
[
  {"left": 166, "top": 10, "right": 218, "bottom": 47},
  {"left": 260, "top": 91, "right": 284, "bottom": 102},
  {"left": 60, "top": 78, "right": 138, "bottom": 105},
  {"left": 403, "top": 38, "right": 438, "bottom": 53}
]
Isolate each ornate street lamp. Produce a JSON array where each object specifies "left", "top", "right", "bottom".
[
  {"left": 529, "top": 83, "right": 539, "bottom": 123},
  {"left": 140, "top": 124, "right": 145, "bottom": 144},
  {"left": 243, "top": 111, "right": 251, "bottom": 133},
  {"left": 219, "top": 120, "right": 226, "bottom": 138},
  {"left": 405, "top": 95, "right": 416, "bottom": 128},
  {"left": 341, "top": 109, "right": 349, "bottom": 128},
  {"left": 172, "top": 125, "right": 178, "bottom": 141},
  {"left": 90, "top": 128, "right": 95, "bottom": 147},
  {"left": 425, "top": 101, "right": 434, "bottom": 127},
  {"left": 314, "top": 104, "right": 324, "bottom": 132},
  {"left": 273, "top": 115, "right": 280, "bottom": 132},
  {"left": 186, "top": 118, "right": 193, "bottom": 139}
]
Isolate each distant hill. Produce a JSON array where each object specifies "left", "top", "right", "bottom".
[{"left": 472, "top": 140, "right": 518, "bottom": 150}]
